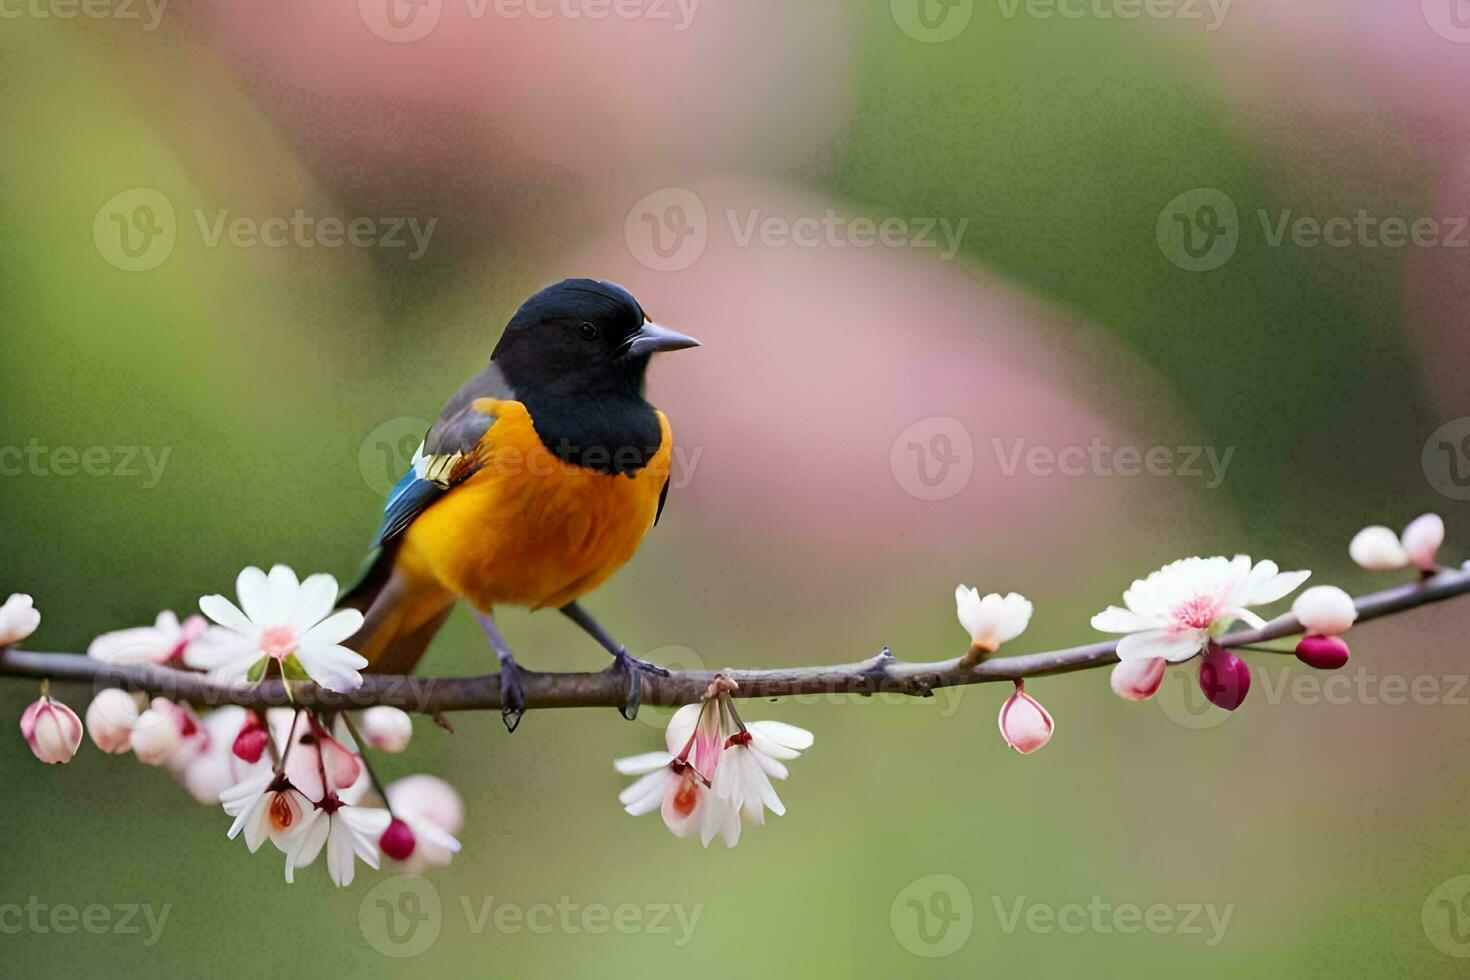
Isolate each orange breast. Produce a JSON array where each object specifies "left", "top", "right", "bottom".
[{"left": 397, "top": 399, "right": 672, "bottom": 612}]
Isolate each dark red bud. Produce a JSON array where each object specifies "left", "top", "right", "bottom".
[
  {"left": 1198, "top": 644, "right": 1251, "bottom": 711},
  {"left": 381, "top": 818, "right": 416, "bottom": 861},
  {"left": 1295, "top": 635, "right": 1350, "bottom": 670},
  {"left": 232, "top": 714, "right": 269, "bottom": 764}
]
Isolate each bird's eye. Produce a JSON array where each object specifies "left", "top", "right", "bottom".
[{"left": 578, "top": 321, "right": 599, "bottom": 341}]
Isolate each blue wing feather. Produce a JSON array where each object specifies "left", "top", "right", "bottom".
[{"left": 374, "top": 468, "right": 445, "bottom": 548}]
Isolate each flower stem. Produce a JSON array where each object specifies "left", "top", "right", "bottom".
[{"left": 340, "top": 711, "right": 395, "bottom": 817}]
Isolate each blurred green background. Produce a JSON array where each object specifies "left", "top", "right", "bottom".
[{"left": 4, "top": 1, "right": 1470, "bottom": 976}]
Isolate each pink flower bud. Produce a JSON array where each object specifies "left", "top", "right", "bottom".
[
  {"left": 1349, "top": 526, "right": 1408, "bottom": 571},
  {"left": 131, "top": 700, "right": 186, "bottom": 766},
  {"left": 359, "top": 706, "right": 413, "bottom": 753},
  {"left": 1198, "top": 644, "right": 1251, "bottom": 711},
  {"left": 1295, "top": 635, "right": 1350, "bottom": 670},
  {"left": 1291, "top": 585, "right": 1357, "bottom": 636},
  {"left": 21, "top": 695, "right": 83, "bottom": 764},
  {"left": 998, "top": 681, "right": 1054, "bottom": 754},
  {"left": 1110, "top": 657, "right": 1166, "bottom": 701},
  {"left": 0, "top": 594, "right": 40, "bottom": 647},
  {"left": 310, "top": 719, "right": 363, "bottom": 791},
  {"left": 1402, "top": 513, "right": 1445, "bottom": 572},
  {"left": 381, "top": 818, "right": 417, "bottom": 861},
  {"left": 232, "top": 712, "right": 270, "bottom": 764},
  {"left": 85, "top": 689, "right": 139, "bottom": 754}
]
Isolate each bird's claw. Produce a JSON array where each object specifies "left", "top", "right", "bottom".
[
  {"left": 607, "top": 650, "right": 669, "bottom": 721},
  {"left": 499, "top": 660, "right": 526, "bottom": 733}
]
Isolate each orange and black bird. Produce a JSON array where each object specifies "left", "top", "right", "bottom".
[{"left": 341, "top": 279, "right": 700, "bottom": 731}]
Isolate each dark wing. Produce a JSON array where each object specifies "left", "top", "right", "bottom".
[
  {"left": 372, "top": 363, "right": 513, "bottom": 548},
  {"left": 654, "top": 477, "right": 670, "bottom": 526}
]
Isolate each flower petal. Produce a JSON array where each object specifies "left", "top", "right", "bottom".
[
  {"left": 1245, "top": 565, "right": 1310, "bottom": 606},
  {"left": 284, "top": 811, "right": 329, "bottom": 883},
  {"left": 1090, "top": 605, "right": 1156, "bottom": 634},
  {"left": 300, "top": 609, "right": 364, "bottom": 649},
  {"left": 199, "top": 594, "right": 253, "bottom": 635},
  {"left": 294, "top": 644, "right": 368, "bottom": 694},
  {"left": 266, "top": 565, "right": 301, "bottom": 624},
  {"left": 1116, "top": 628, "right": 1204, "bottom": 663},
  {"left": 290, "top": 574, "right": 340, "bottom": 634},
  {"left": 614, "top": 751, "right": 673, "bottom": 776}
]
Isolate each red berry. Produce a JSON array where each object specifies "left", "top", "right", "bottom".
[
  {"left": 1198, "top": 644, "right": 1251, "bottom": 711},
  {"left": 381, "top": 818, "right": 416, "bottom": 861},
  {"left": 232, "top": 715, "right": 269, "bottom": 764},
  {"left": 1295, "top": 635, "right": 1350, "bottom": 670}
]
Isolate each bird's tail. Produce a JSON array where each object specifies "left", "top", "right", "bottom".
[{"left": 341, "top": 544, "right": 456, "bottom": 675}]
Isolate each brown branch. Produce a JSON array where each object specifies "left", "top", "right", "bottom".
[{"left": 2, "top": 567, "right": 1467, "bottom": 715}]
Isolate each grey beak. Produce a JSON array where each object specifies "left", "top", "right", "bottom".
[{"left": 627, "top": 321, "right": 701, "bottom": 358}]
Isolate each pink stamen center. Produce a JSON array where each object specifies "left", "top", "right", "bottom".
[
  {"left": 260, "top": 626, "right": 297, "bottom": 661},
  {"left": 1171, "top": 594, "right": 1221, "bottom": 630}
]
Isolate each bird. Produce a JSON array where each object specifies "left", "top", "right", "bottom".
[{"left": 341, "top": 279, "right": 700, "bottom": 731}]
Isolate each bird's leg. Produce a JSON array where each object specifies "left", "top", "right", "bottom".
[
  {"left": 558, "top": 601, "right": 669, "bottom": 721},
  {"left": 474, "top": 610, "right": 525, "bottom": 733}
]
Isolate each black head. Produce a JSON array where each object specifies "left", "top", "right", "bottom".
[{"left": 490, "top": 279, "right": 699, "bottom": 397}]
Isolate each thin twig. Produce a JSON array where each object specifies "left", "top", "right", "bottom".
[{"left": 1, "top": 567, "right": 1466, "bottom": 716}]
